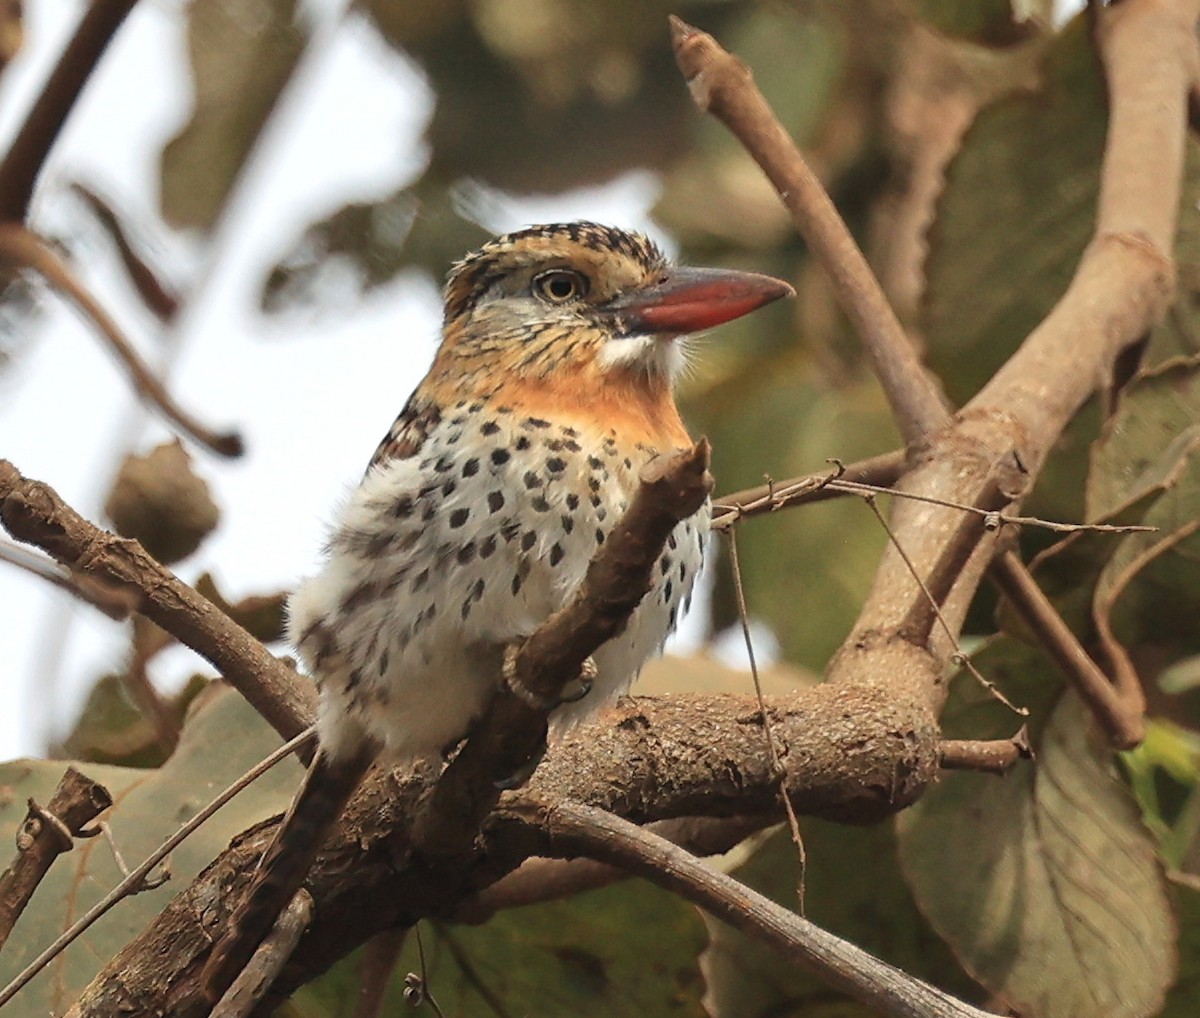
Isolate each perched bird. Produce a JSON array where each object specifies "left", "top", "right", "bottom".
[{"left": 203, "top": 222, "right": 792, "bottom": 999}]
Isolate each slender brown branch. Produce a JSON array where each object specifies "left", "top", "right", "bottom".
[
  {"left": 0, "top": 0, "right": 138, "bottom": 222},
  {"left": 0, "top": 460, "right": 314, "bottom": 747},
  {"left": 353, "top": 930, "right": 407, "bottom": 1018},
  {"left": 990, "top": 551, "right": 1144, "bottom": 748},
  {"left": 211, "top": 890, "right": 313, "bottom": 1018},
  {"left": 538, "top": 800, "right": 995, "bottom": 1018},
  {"left": 670, "top": 17, "right": 948, "bottom": 443},
  {"left": 126, "top": 617, "right": 182, "bottom": 755},
  {"left": 0, "top": 768, "right": 112, "bottom": 952},
  {"left": 0, "top": 539, "right": 135, "bottom": 619},
  {"left": 456, "top": 814, "right": 770, "bottom": 921},
  {"left": 711, "top": 449, "right": 907, "bottom": 530},
  {"left": 70, "top": 182, "right": 181, "bottom": 321},
  {"left": 0, "top": 224, "right": 242, "bottom": 457},
  {"left": 939, "top": 732, "right": 1033, "bottom": 775},
  {"left": 411, "top": 439, "right": 714, "bottom": 858}
]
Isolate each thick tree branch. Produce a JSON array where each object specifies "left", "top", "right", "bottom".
[
  {"left": 63, "top": 678, "right": 941, "bottom": 1016},
  {"left": 674, "top": 4, "right": 1196, "bottom": 743}
]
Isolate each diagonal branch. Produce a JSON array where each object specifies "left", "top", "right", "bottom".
[
  {"left": 0, "top": 224, "right": 242, "bottom": 457},
  {"left": 412, "top": 440, "right": 714, "bottom": 857},
  {"left": 670, "top": 17, "right": 949, "bottom": 444},
  {"left": 0, "top": 0, "right": 138, "bottom": 222},
  {"left": 0, "top": 768, "right": 112, "bottom": 953},
  {"left": 0, "top": 460, "right": 314, "bottom": 748},
  {"left": 535, "top": 800, "right": 994, "bottom": 1018}
]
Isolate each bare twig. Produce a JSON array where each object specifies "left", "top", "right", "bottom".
[
  {"left": 0, "top": 0, "right": 137, "bottom": 222},
  {"left": 70, "top": 182, "right": 181, "bottom": 321},
  {"left": 990, "top": 551, "right": 1144, "bottom": 748},
  {"left": 670, "top": 17, "right": 948, "bottom": 443},
  {"left": 0, "top": 539, "right": 135, "bottom": 619},
  {"left": 0, "top": 460, "right": 315, "bottom": 747},
  {"left": 0, "top": 768, "right": 112, "bottom": 952},
  {"left": 711, "top": 449, "right": 907, "bottom": 528},
  {"left": 354, "top": 930, "right": 407, "bottom": 1018},
  {"left": 411, "top": 439, "right": 714, "bottom": 857},
  {"left": 211, "top": 890, "right": 314, "bottom": 1018},
  {"left": 0, "top": 727, "right": 315, "bottom": 1007},
  {"left": 716, "top": 464, "right": 1158, "bottom": 537},
  {"left": 727, "top": 526, "right": 806, "bottom": 909},
  {"left": 0, "top": 224, "right": 242, "bottom": 457},
  {"left": 939, "top": 731, "right": 1033, "bottom": 775},
  {"left": 540, "top": 800, "right": 996, "bottom": 1018}
]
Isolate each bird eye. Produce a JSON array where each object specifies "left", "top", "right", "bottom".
[{"left": 533, "top": 269, "right": 588, "bottom": 304}]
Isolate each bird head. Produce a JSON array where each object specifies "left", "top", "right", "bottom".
[{"left": 437, "top": 222, "right": 793, "bottom": 389}]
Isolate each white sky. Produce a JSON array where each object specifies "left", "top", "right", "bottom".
[{"left": 0, "top": 0, "right": 672, "bottom": 758}]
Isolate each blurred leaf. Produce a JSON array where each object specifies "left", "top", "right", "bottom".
[
  {"left": 1145, "top": 139, "right": 1200, "bottom": 367},
  {"left": 295, "top": 884, "right": 708, "bottom": 1017},
  {"left": 104, "top": 440, "right": 220, "bottom": 565},
  {"left": 1088, "top": 356, "right": 1200, "bottom": 520},
  {"left": 922, "top": 15, "right": 1106, "bottom": 403},
  {"left": 898, "top": 642, "right": 1175, "bottom": 1018},
  {"left": 261, "top": 178, "right": 489, "bottom": 315},
  {"left": 1161, "top": 876, "right": 1200, "bottom": 1018},
  {"left": 160, "top": 0, "right": 309, "bottom": 230},
  {"left": 0, "top": 688, "right": 302, "bottom": 1013},
  {"left": 56, "top": 671, "right": 208, "bottom": 768},
  {"left": 689, "top": 363, "right": 898, "bottom": 666},
  {"left": 918, "top": 0, "right": 1035, "bottom": 43},
  {"left": 194, "top": 572, "right": 288, "bottom": 644},
  {"left": 370, "top": 0, "right": 700, "bottom": 193},
  {"left": 0, "top": 0, "right": 22, "bottom": 76},
  {"left": 1121, "top": 722, "right": 1200, "bottom": 868},
  {"left": 702, "top": 821, "right": 978, "bottom": 1018}
]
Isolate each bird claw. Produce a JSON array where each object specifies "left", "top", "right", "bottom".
[
  {"left": 501, "top": 645, "right": 597, "bottom": 711},
  {"left": 559, "top": 657, "right": 597, "bottom": 703},
  {"left": 493, "top": 740, "right": 547, "bottom": 790}
]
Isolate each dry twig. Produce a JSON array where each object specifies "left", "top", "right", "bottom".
[{"left": 0, "top": 768, "right": 111, "bottom": 952}]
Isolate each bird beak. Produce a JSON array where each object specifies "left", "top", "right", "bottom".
[{"left": 605, "top": 266, "right": 795, "bottom": 335}]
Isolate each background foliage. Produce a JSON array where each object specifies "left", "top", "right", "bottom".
[{"left": 3, "top": 0, "right": 1200, "bottom": 1015}]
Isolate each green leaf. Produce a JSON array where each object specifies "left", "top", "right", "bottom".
[
  {"left": 1161, "top": 876, "right": 1200, "bottom": 1018},
  {"left": 160, "top": 0, "right": 309, "bottom": 230},
  {"left": 702, "top": 822, "right": 977, "bottom": 1017},
  {"left": 898, "top": 643, "right": 1175, "bottom": 1018},
  {"left": 922, "top": 16, "right": 1105, "bottom": 403},
  {"left": 296, "top": 884, "right": 708, "bottom": 1017},
  {"left": 0, "top": 689, "right": 301, "bottom": 1014}
]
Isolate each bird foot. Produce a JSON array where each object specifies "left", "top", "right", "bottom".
[
  {"left": 501, "top": 645, "right": 597, "bottom": 710},
  {"left": 493, "top": 739, "right": 547, "bottom": 790}
]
